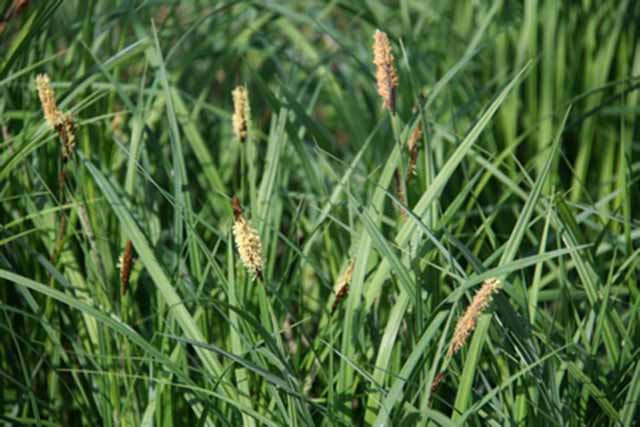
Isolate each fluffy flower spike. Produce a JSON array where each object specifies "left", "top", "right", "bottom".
[
  {"left": 35, "top": 74, "right": 76, "bottom": 160},
  {"left": 232, "top": 195, "right": 263, "bottom": 280},
  {"left": 232, "top": 85, "right": 250, "bottom": 143},
  {"left": 36, "top": 74, "right": 63, "bottom": 128},
  {"left": 372, "top": 30, "right": 398, "bottom": 114},
  {"left": 447, "top": 278, "right": 501, "bottom": 357}
]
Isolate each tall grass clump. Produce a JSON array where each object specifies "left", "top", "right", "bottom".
[{"left": 1, "top": 1, "right": 639, "bottom": 426}]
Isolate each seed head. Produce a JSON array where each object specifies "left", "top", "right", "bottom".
[
  {"left": 119, "top": 240, "right": 134, "bottom": 296},
  {"left": 232, "top": 85, "right": 250, "bottom": 143},
  {"left": 372, "top": 30, "right": 398, "bottom": 114},
  {"left": 331, "top": 258, "right": 355, "bottom": 313},
  {"left": 447, "top": 278, "right": 501, "bottom": 357},
  {"left": 232, "top": 196, "right": 263, "bottom": 280},
  {"left": 430, "top": 371, "right": 445, "bottom": 394},
  {"left": 59, "top": 114, "right": 76, "bottom": 160},
  {"left": 36, "top": 74, "right": 63, "bottom": 128}
]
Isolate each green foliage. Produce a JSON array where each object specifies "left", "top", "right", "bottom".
[{"left": 1, "top": 1, "right": 639, "bottom": 425}]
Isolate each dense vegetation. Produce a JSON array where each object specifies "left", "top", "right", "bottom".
[{"left": 1, "top": 1, "right": 639, "bottom": 425}]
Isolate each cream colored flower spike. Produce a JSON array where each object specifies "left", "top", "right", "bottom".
[
  {"left": 35, "top": 74, "right": 64, "bottom": 128},
  {"left": 372, "top": 30, "right": 398, "bottom": 114},
  {"left": 232, "top": 196, "right": 263, "bottom": 280},
  {"left": 447, "top": 278, "right": 501, "bottom": 357},
  {"left": 232, "top": 85, "right": 250, "bottom": 142}
]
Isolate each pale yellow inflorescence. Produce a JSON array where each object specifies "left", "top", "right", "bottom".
[
  {"left": 335, "top": 258, "right": 355, "bottom": 292},
  {"left": 331, "top": 258, "right": 355, "bottom": 313},
  {"left": 232, "top": 196, "right": 263, "bottom": 280},
  {"left": 447, "top": 278, "right": 501, "bottom": 357},
  {"left": 35, "top": 73, "right": 77, "bottom": 159},
  {"left": 232, "top": 85, "right": 250, "bottom": 142},
  {"left": 35, "top": 74, "right": 64, "bottom": 128},
  {"left": 372, "top": 29, "right": 398, "bottom": 114}
]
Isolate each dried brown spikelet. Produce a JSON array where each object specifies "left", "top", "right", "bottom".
[
  {"left": 331, "top": 258, "right": 355, "bottom": 313},
  {"left": 372, "top": 30, "right": 398, "bottom": 114},
  {"left": 430, "top": 371, "right": 445, "bottom": 394},
  {"left": 36, "top": 74, "right": 63, "bottom": 128},
  {"left": 59, "top": 114, "right": 76, "bottom": 160},
  {"left": 119, "top": 240, "right": 134, "bottom": 296},
  {"left": 232, "top": 85, "right": 250, "bottom": 143},
  {"left": 406, "top": 125, "right": 422, "bottom": 181},
  {"left": 447, "top": 278, "right": 501, "bottom": 357},
  {"left": 232, "top": 196, "right": 263, "bottom": 280},
  {"left": 0, "top": 1, "right": 30, "bottom": 36}
]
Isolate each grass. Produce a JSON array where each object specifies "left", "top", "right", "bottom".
[{"left": 1, "top": 1, "right": 639, "bottom": 425}]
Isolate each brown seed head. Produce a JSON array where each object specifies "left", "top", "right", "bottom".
[
  {"left": 430, "top": 371, "right": 445, "bottom": 394},
  {"left": 331, "top": 258, "right": 355, "bottom": 313},
  {"left": 1, "top": 1, "right": 29, "bottom": 36},
  {"left": 232, "top": 196, "right": 263, "bottom": 280},
  {"left": 120, "top": 240, "right": 134, "bottom": 296},
  {"left": 372, "top": 30, "right": 398, "bottom": 114},
  {"left": 232, "top": 85, "right": 250, "bottom": 142},
  {"left": 36, "top": 74, "right": 63, "bottom": 128},
  {"left": 59, "top": 114, "right": 76, "bottom": 160},
  {"left": 447, "top": 278, "right": 501, "bottom": 357}
]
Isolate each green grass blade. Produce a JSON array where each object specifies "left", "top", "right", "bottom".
[{"left": 83, "top": 157, "right": 235, "bottom": 400}]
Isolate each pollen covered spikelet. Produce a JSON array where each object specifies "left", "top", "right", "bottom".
[
  {"left": 232, "top": 195, "right": 263, "bottom": 280},
  {"left": 35, "top": 74, "right": 77, "bottom": 160},
  {"left": 119, "top": 240, "right": 134, "bottom": 296},
  {"left": 372, "top": 29, "right": 398, "bottom": 114},
  {"left": 331, "top": 258, "right": 355, "bottom": 313},
  {"left": 232, "top": 85, "right": 250, "bottom": 143},
  {"left": 406, "top": 125, "right": 422, "bottom": 181},
  {"left": 36, "top": 74, "right": 63, "bottom": 128},
  {"left": 447, "top": 278, "right": 501, "bottom": 357}
]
